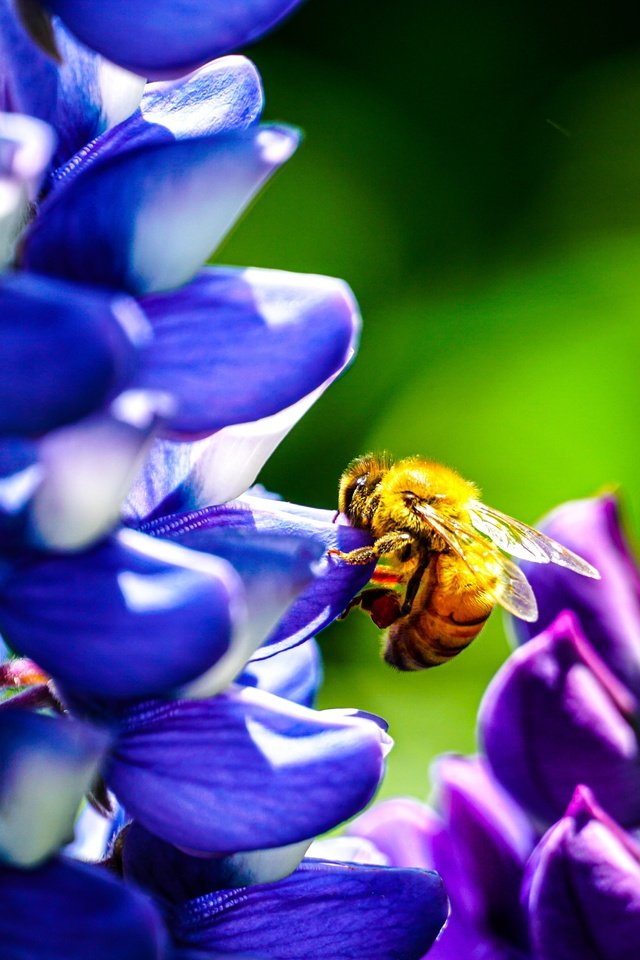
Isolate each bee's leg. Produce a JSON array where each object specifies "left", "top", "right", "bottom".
[
  {"left": 340, "top": 587, "right": 402, "bottom": 628},
  {"left": 400, "top": 556, "right": 431, "bottom": 615},
  {"left": 328, "top": 532, "right": 413, "bottom": 565}
]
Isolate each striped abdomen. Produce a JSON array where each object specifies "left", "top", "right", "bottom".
[{"left": 382, "top": 554, "right": 494, "bottom": 670}]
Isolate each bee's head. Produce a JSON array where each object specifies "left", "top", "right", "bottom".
[{"left": 338, "top": 452, "right": 392, "bottom": 527}]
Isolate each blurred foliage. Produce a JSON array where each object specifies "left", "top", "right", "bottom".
[{"left": 216, "top": 0, "right": 640, "bottom": 799}]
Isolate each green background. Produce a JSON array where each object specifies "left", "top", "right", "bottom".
[{"left": 216, "top": 1, "right": 640, "bottom": 802}]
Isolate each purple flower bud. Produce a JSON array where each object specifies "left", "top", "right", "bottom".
[
  {"left": 479, "top": 610, "right": 640, "bottom": 828},
  {"left": 348, "top": 757, "right": 535, "bottom": 960},
  {"left": 347, "top": 796, "right": 440, "bottom": 871},
  {"left": 429, "top": 755, "right": 534, "bottom": 949},
  {"left": 515, "top": 494, "right": 640, "bottom": 697},
  {"left": 523, "top": 785, "right": 640, "bottom": 960}
]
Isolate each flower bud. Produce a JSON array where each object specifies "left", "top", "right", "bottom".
[
  {"left": 480, "top": 610, "right": 640, "bottom": 828},
  {"left": 514, "top": 494, "right": 640, "bottom": 697},
  {"left": 523, "top": 785, "right": 640, "bottom": 960}
]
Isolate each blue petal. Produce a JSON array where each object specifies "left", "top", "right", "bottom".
[
  {"left": 0, "top": 709, "right": 109, "bottom": 866},
  {"left": 0, "top": 529, "right": 244, "bottom": 700},
  {"left": 0, "top": 393, "right": 167, "bottom": 552},
  {"left": 172, "top": 859, "right": 448, "bottom": 960},
  {"left": 174, "top": 952, "right": 262, "bottom": 960},
  {"left": 0, "top": 6, "right": 142, "bottom": 170},
  {"left": 0, "top": 272, "right": 140, "bottom": 436},
  {"left": 175, "top": 529, "right": 322, "bottom": 699},
  {"left": 139, "top": 497, "right": 376, "bottom": 658},
  {"left": 0, "top": 438, "right": 41, "bottom": 549},
  {"left": 23, "top": 125, "right": 299, "bottom": 295},
  {"left": 26, "top": 397, "right": 165, "bottom": 551},
  {"left": 239, "top": 638, "right": 323, "bottom": 707},
  {"left": 64, "top": 801, "right": 121, "bottom": 862},
  {"left": 123, "top": 821, "right": 309, "bottom": 904},
  {"left": 42, "top": 0, "right": 304, "bottom": 77},
  {"left": 136, "top": 267, "right": 360, "bottom": 435},
  {"left": 52, "top": 56, "right": 264, "bottom": 190},
  {"left": 106, "top": 686, "right": 388, "bottom": 853},
  {"left": 124, "top": 380, "right": 340, "bottom": 518},
  {"left": 0, "top": 855, "right": 169, "bottom": 960}
]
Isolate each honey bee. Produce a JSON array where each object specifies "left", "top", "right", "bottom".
[{"left": 330, "top": 453, "right": 599, "bottom": 669}]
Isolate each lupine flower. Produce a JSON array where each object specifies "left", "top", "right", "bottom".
[
  {"left": 346, "top": 494, "right": 640, "bottom": 959},
  {"left": 480, "top": 608, "right": 640, "bottom": 829},
  {"left": 350, "top": 756, "right": 534, "bottom": 960},
  {"left": 523, "top": 785, "right": 640, "bottom": 960},
  {"left": 2, "top": 17, "right": 348, "bottom": 553},
  {"left": 0, "top": 1, "right": 451, "bottom": 957},
  {"left": 513, "top": 493, "right": 640, "bottom": 696}
]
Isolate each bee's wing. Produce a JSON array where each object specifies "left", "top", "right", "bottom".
[
  {"left": 413, "top": 502, "right": 539, "bottom": 621},
  {"left": 412, "top": 501, "right": 474, "bottom": 562},
  {"left": 468, "top": 501, "right": 600, "bottom": 579},
  {"left": 467, "top": 548, "right": 539, "bottom": 621}
]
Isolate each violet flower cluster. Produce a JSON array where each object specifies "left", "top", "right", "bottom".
[
  {"left": 0, "top": 2, "right": 448, "bottom": 958},
  {"left": 348, "top": 494, "right": 640, "bottom": 960}
]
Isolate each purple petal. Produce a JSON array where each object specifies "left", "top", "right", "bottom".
[
  {"left": 239, "top": 638, "right": 323, "bottom": 707},
  {"left": 349, "top": 799, "right": 525, "bottom": 960},
  {"left": 307, "top": 835, "right": 389, "bottom": 866},
  {"left": 53, "top": 56, "right": 263, "bottom": 189},
  {"left": 136, "top": 267, "right": 360, "bottom": 435},
  {"left": 0, "top": 271, "right": 141, "bottom": 436},
  {"left": 172, "top": 859, "right": 447, "bottom": 960},
  {"left": 23, "top": 125, "right": 299, "bottom": 295},
  {"left": 0, "top": 6, "right": 142, "bottom": 170},
  {"left": 139, "top": 497, "right": 376, "bottom": 658},
  {"left": 479, "top": 610, "right": 640, "bottom": 827},
  {"left": 427, "top": 919, "right": 524, "bottom": 960},
  {"left": 42, "top": 0, "right": 304, "bottom": 77},
  {"left": 0, "top": 855, "right": 169, "bottom": 959},
  {"left": 514, "top": 495, "right": 640, "bottom": 696},
  {"left": 122, "top": 821, "right": 310, "bottom": 904},
  {"left": 348, "top": 797, "right": 441, "bottom": 870},
  {"left": 524, "top": 785, "right": 640, "bottom": 960},
  {"left": 0, "top": 709, "right": 109, "bottom": 866},
  {"left": 429, "top": 755, "right": 533, "bottom": 948},
  {"left": 106, "top": 686, "right": 388, "bottom": 853},
  {"left": 0, "top": 529, "right": 243, "bottom": 700}
]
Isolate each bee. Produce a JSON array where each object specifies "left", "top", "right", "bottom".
[{"left": 330, "top": 453, "right": 599, "bottom": 669}]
